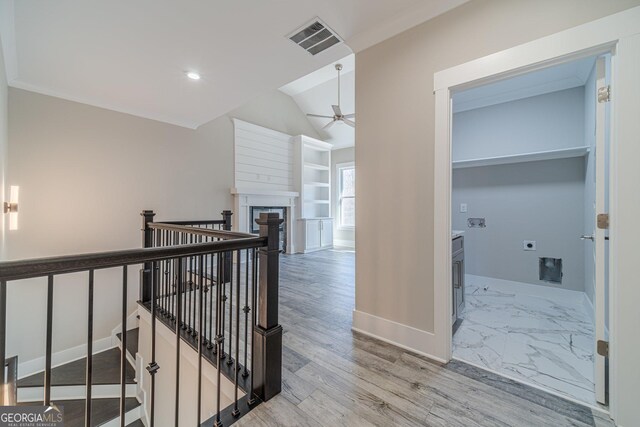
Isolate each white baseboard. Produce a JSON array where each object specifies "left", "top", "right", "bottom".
[
  {"left": 18, "top": 336, "right": 114, "bottom": 380},
  {"left": 334, "top": 239, "right": 355, "bottom": 249},
  {"left": 352, "top": 310, "right": 446, "bottom": 364}
]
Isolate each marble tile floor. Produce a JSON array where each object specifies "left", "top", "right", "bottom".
[{"left": 453, "top": 274, "right": 597, "bottom": 406}]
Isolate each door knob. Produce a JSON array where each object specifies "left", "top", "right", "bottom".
[{"left": 580, "top": 235, "right": 595, "bottom": 241}]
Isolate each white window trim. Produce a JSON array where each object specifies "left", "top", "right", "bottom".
[{"left": 336, "top": 161, "right": 355, "bottom": 231}]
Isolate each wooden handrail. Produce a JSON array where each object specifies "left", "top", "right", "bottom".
[
  {"left": 0, "top": 237, "right": 267, "bottom": 281},
  {"left": 148, "top": 222, "right": 254, "bottom": 240}
]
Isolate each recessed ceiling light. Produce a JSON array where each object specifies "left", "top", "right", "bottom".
[{"left": 186, "top": 71, "right": 201, "bottom": 80}]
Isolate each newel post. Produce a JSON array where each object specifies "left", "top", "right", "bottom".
[
  {"left": 221, "top": 210, "right": 233, "bottom": 283},
  {"left": 140, "top": 210, "right": 156, "bottom": 302},
  {"left": 252, "top": 212, "right": 283, "bottom": 402}
]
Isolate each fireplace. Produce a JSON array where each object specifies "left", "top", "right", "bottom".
[{"left": 249, "top": 206, "right": 287, "bottom": 252}]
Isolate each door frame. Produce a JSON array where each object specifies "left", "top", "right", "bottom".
[{"left": 433, "top": 6, "right": 640, "bottom": 421}]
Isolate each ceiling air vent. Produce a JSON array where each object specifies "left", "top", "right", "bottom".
[{"left": 288, "top": 18, "right": 342, "bottom": 56}]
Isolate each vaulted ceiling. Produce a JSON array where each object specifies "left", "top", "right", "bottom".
[
  {"left": 0, "top": 0, "right": 466, "bottom": 129},
  {"left": 281, "top": 55, "right": 355, "bottom": 149}
]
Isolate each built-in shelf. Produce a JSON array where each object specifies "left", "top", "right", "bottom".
[
  {"left": 452, "top": 146, "right": 590, "bottom": 169},
  {"left": 304, "top": 162, "right": 330, "bottom": 171},
  {"left": 293, "top": 135, "right": 333, "bottom": 252}
]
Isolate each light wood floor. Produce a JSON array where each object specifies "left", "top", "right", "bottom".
[{"left": 236, "top": 249, "right": 614, "bottom": 427}]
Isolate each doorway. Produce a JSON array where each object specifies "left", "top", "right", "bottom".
[{"left": 447, "top": 55, "right": 610, "bottom": 407}]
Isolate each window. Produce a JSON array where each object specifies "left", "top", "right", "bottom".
[{"left": 337, "top": 162, "right": 355, "bottom": 228}]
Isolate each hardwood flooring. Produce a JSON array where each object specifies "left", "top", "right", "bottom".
[{"left": 236, "top": 249, "right": 614, "bottom": 427}]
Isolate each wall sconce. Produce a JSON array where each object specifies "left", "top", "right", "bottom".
[{"left": 3, "top": 186, "right": 19, "bottom": 230}]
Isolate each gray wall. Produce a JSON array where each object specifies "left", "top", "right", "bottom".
[
  {"left": 453, "top": 87, "right": 585, "bottom": 160},
  {"left": 452, "top": 158, "right": 585, "bottom": 291},
  {"left": 331, "top": 146, "right": 355, "bottom": 247},
  {"left": 6, "top": 87, "right": 319, "bottom": 363},
  {"left": 452, "top": 87, "right": 586, "bottom": 291}
]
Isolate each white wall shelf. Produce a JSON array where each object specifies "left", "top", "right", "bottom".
[
  {"left": 452, "top": 146, "right": 590, "bottom": 169},
  {"left": 293, "top": 135, "right": 333, "bottom": 252},
  {"left": 304, "top": 162, "right": 330, "bottom": 171}
]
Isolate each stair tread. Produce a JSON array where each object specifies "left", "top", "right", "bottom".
[
  {"left": 19, "top": 397, "right": 140, "bottom": 427},
  {"left": 126, "top": 420, "right": 145, "bottom": 427},
  {"left": 18, "top": 347, "right": 136, "bottom": 387},
  {"left": 116, "top": 328, "right": 139, "bottom": 358}
]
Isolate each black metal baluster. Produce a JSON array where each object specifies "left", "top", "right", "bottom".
[
  {"left": 220, "top": 253, "right": 226, "bottom": 361},
  {"left": 207, "top": 251, "right": 215, "bottom": 350},
  {"left": 248, "top": 248, "right": 257, "bottom": 404},
  {"left": 0, "top": 280, "right": 7, "bottom": 406},
  {"left": 174, "top": 257, "right": 183, "bottom": 427},
  {"left": 171, "top": 231, "right": 177, "bottom": 321},
  {"left": 148, "top": 261, "right": 159, "bottom": 427},
  {"left": 85, "top": 270, "right": 94, "bottom": 427},
  {"left": 120, "top": 266, "right": 127, "bottom": 427},
  {"left": 214, "top": 253, "right": 223, "bottom": 427},
  {"left": 186, "top": 235, "right": 192, "bottom": 333},
  {"left": 191, "top": 235, "right": 196, "bottom": 333},
  {"left": 44, "top": 275, "right": 54, "bottom": 406},
  {"left": 197, "top": 255, "right": 204, "bottom": 425},
  {"left": 233, "top": 249, "right": 241, "bottom": 416},
  {"left": 243, "top": 249, "right": 250, "bottom": 378},
  {"left": 193, "top": 235, "right": 201, "bottom": 337},
  {"left": 227, "top": 250, "right": 234, "bottom": 366},
  {"left": 163, "top": 230, "right": 168, "bottom": 316}
]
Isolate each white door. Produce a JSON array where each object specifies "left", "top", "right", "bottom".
[{"left": 593, "top": 56, "right": 610, "bottom": 405}]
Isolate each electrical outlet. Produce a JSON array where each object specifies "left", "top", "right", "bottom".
[
  {"left": 460, "top": 203, "right": 468, "bottom": 213},
  {"left": 524, "top": 240, "right": 536, "bottom": 251}
]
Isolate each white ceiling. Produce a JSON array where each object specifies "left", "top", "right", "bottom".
[
  {"left": 452, "top": 55, "right": 597, "bottom": 113},
  {"left": 281, "top": 54, "right": 355, "bottom": 149},
  {"left": 0, "top": 0, "right": 466, "bottom": 129}
]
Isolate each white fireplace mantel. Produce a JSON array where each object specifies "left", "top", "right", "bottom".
[{"left": 231, "top": 188, "right": 298, "bottom": 254}]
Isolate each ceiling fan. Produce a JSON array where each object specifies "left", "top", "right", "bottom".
[{"left": 306, "top": 63, "right": 355, "bottom": 129}]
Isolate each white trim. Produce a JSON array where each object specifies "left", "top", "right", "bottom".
[
  {"left": 433, "top": 7, "right": 640, "bottom": 424},
  {"left": 230, "top": 188, "right": 299, "bottom": 198},
  {"left": 18, "top": 336, "right": 113, "bottom": 379},
  {"left": 335, "top": 161, "right": 355, "bottom": 230},
  {"left": 352, "top": 310, "right": 446, "bottom": 364}
]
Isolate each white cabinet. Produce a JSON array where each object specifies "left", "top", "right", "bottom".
[
  {"left": 293, "top": 135, "right": 334, "bottom": 253},
  {"left": 305, "top": 219, "right": 321, "bottom": 251},
  {"left": 320, "top": 219, "right": 333, "bottom": 249},
  {"left": 298, "top": 218, "right": 333, "bottom": 253}
]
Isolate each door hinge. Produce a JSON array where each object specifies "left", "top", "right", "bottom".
[
  {"left": 597, "top": 340, "right": 609, "bottom": 357},
  {"left": 598, "top": 85, "right": 611, "bottom": 103},
  {"left": 597, "top": 213, "right": 609, "bottom": 229}
]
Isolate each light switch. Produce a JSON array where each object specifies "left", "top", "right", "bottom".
[{"left": 460, "top": 203, "right": 468, "bottom": 213}]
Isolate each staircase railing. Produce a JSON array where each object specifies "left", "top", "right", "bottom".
[{"left": 0, "top": 210, "right": 283, "bottom": 427}]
